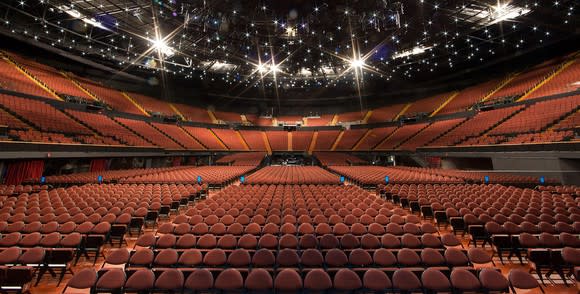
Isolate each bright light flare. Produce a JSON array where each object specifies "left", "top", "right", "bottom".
[
  {"left": 350, "top": 58, "right": 365, "bottom": 68},
  {"left": 151, "top": 38, "right": 174, "bottom": 57}
]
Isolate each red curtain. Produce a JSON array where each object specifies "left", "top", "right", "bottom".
[
  {"left": 4, "top": 160, "right": 45, "bottom": 185},
  {"left": 90, "top": 159, "right": 108, "bottom": 172}
]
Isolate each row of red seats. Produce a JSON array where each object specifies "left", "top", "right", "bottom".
[
  {"left": 118, "top": 166, "right": 255, "bottom": 185},
  {"left": 314, "top": 152, "right": 367, "bottom": 166},
  {"left": 245, "top": 166, "right": 339, "bottom": 184},
  {"left": 65, "top": 109, "right": 153, "bottom": 146},
  {"left": 329, "top": 166, "right": 463, "bottom": 185},
  {"left": 489, "top": 96, "right": 580, "bottom": 135},
  {"left": 215, "top": 152, "right": 266, "bottom": 166},
  {"left": 40, "top": 167, "right": 195, "bottom": 184}
]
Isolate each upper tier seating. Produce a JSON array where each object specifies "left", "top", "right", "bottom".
[
  {"left": 151, "top": 122, "right": 205, "bottom": 150},
  {"left": 398, "top": 119, "right": 465, "bottom": 151},
  {"left": 0, "top": 108, "right": 28, "bottom": 130},
  {"left": 114, "top": 118, "right": 182, "bottom": 149},
  {"left": 181, "top": 126, "right": 227, "bottom": 150},
  {"left": 438, "top": 80, "right": 501, "bottom": 115},
  {"left": 0, "top": 95, "right": 92, "bottom": 136},
  {"left": 376, "top": 123, "right": 428, "bottom": 150},
  {"left": 73, "top": 77, "right": 144, "bottom": 115},
  {"left": 488, "top": 96, "right": 580, "bottom": 135},
  {"left": 127, "top": 92, "right": 175, "bottom": 116},
  {"left": 276, "top": 115, "right": 303, "bottom": 124},
  {"left": 174, "top": 105, "right": 213, "bottom": 123},
  {"left": 211, "top": 129, "right": 247, "bottom": 150},
  {"left": 314, "top": 131, "right": 340, "bottom": 151},
  {"left": 0, "top": 57, "right": 51, "bottom": 99},
  {"left": 306, "top": 115, "right": 334, "bottom": 126},
  {"left": 487, "top": 61, "right": 558, "bottom": 101},
  {"left": 245, "top": 166, "right": 339, "bottom": 184},
  {"left": 213, "top": 111, "right": 242, "bottom": 123},
  {"left": 291, "top": 131, "right": 313, "bottom": 151},
  {"left": 266, "top": 131, "right": 288, "bottom": 151},
  {"left": 8, "top": 54, "right": 93, "bottom": 101},
  {"left": 526, "top": 58, "right": 580, "bottom": 99},
  {"left": 355, "top": 127, "right": 398, "bottom": 150},
  {"left": 315, "top": 152, "right": 367, "bottom": 166},
  {"left": 337, "top": 111, "right": 365, "bottom": 123},
  {"left": 406, "top": 93, "right": 451, "bottom": 116},
  {"left": 239, "top": 130, "right": 267, "bottom": 151},
  {"left": 552, "top": 110, "right": 579, "bottom": 131},
  {"left": 428, "top": 106, "right": 523, "bottom": 147},
  {"left": 367, "top": 104, "right": 406, "bottom": 123},
  {"left": 245, "top": 114, "right": 273, "bottom": 126},
  {"left": 335, "top": 129, "right": 367, "bottom": 150},
  {"left": 65, "top": 110, "right": 151, "bottom": 146}
]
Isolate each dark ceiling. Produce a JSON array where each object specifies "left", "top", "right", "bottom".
[{"left": 0, "top": 0, "right": 578, "bottom": 113}]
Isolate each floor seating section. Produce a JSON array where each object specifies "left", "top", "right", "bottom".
[
  {"left": 51, "top": 177, "right": 574, "bottom": 293},
  {"left": 41, "top": 167, "right": 196, "bottom": 184},
  {"left": 118, "top": 166, "right": 255, "bottom": 185},
  {"left": 315, "top": 152, "right": 367, "bottom": 166},
  {"left": 245, "top": 166, "right": 339, "bottom": 185},
  {"left": 215, "top": 152, "right": 265, "bottom": 166},
  {"left": 329, "top": 166, "right": 558, "bottom": 185}
]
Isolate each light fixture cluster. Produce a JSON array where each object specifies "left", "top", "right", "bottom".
[{"left": 0, "top": 0, "right": 576, "bottom": 97}]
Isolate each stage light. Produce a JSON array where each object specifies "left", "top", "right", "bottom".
[
  {"left": 257, "top": 63, "right": 267, "bottom": 73},
  {"left": 350, "top": 59, "right": 364, "bottom": 68},
  {"left": 151, "top": 38, "right": 174, "bottom": 57}
]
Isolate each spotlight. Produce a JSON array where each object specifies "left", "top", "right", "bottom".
[
  {"left": 151, "top": 38, "right": 174, "bottom": 57},
  {"left": 257, "top": 63, "right": 267, "bottom": 73},
  {"left": 350, "top": 59, "right": 364, "bottom": 68}
]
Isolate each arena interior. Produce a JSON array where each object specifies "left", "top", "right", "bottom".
[{"left": 0, "top": 0, "right": 578, "bottom": 293}]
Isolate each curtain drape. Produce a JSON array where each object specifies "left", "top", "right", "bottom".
[
  {"left": 4, "top": 160, "right": 45, "bottom": 185},
  {"left": 89, "top": 159, "right": 108, "bottom": 172}
]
